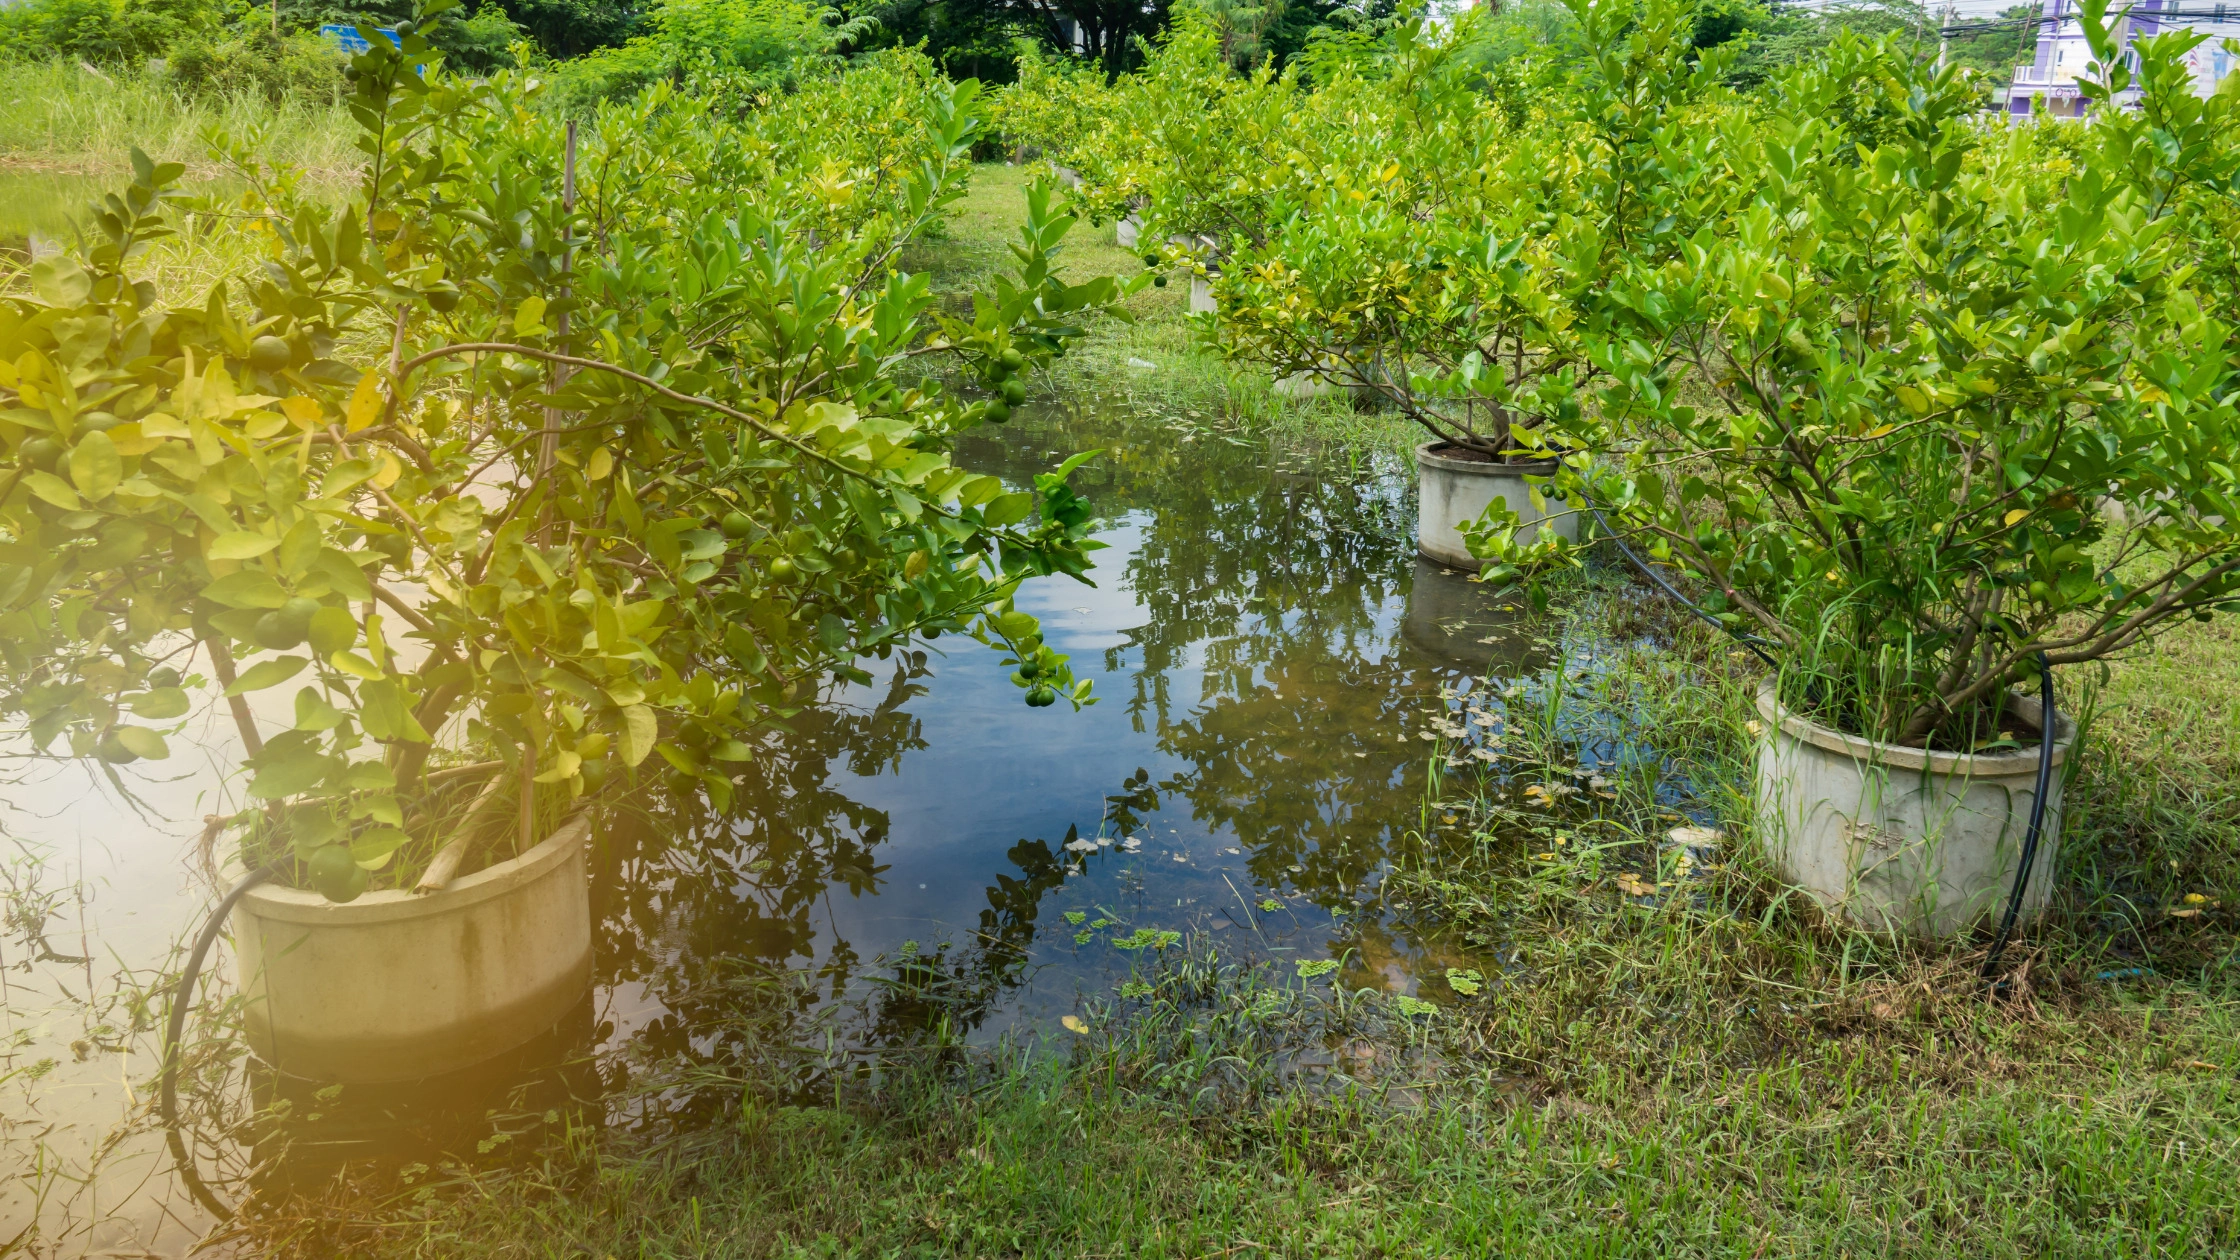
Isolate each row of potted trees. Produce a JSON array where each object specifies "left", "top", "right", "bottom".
[
  {"left": 1013, "top": 0, "right": 2240, "bottom": 939},
  {"left": 0, "top": 18, "right": 1132, "bottom": 1081}
]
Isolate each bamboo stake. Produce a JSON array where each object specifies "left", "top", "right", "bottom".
[
  {"left": 537, "top": 121, "right": 576, "bottom": 488},
  {"left": 517, "top": 747, "right": 535, "bottom": 858},
  {"left": 414, "top": 767, "right": 511, "bottom": 893}
]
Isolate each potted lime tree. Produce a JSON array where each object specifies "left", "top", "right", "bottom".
[
  {"left": 0, "top": 20, "right": 1132, "bottom": 1082},
  {"left": 1482, "top": 23, "right": 2240, "bottom": 935},
  {"left": 1202, "top": 0, "right": 1740, "bottom": 567}
]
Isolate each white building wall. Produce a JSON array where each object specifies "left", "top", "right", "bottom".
[{"left": 2007, "top": 0, "right": 2240, "bottom": 116}]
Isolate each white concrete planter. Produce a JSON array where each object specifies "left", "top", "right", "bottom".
[
  {"left": 1754, "top": 680, "right": 2072, "bottom": 937},
  {"left": 1116, "top": 215, "right": 1141, "bottom": 249},
  {"left": 227, "top": 813, "right": 593, "bottom": 1083},
  {"left": 1414, "top": 441, "right": 1577, "bottom": 568},
  {"left": 1189, "top": 275, "right": 1215, "bottom": 315}
]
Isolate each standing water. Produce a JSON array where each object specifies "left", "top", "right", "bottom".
[{"left": 0, "top": 389, "right": 1560, "bottom": 1251}]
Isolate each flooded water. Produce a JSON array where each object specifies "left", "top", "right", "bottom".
[{"left": 0, "top": 391, "right": 1588, "bottom": 1252}]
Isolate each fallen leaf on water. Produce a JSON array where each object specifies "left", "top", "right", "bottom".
[
  {"left": 1061, "top": 1015, "right": 1088, "bottom": 1034},
  {"left": 1615, "top": 872, "right": 1656, "bottom": 897},
  {"left": 2169, "top": 907, "right": 2202, "bottom": 918}
]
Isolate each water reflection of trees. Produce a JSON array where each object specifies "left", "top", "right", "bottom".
[{"left": 598, "top": 400, "right": 1550, "bottom": 1060}]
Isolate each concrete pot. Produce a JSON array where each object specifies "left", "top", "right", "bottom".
[
  {"left": 1116, "top": 215, "right": 1141, "bottom": 249},
  {"left": 227, "top": 813, "right": 593, "bottom": 1083},
  {"left": 1414, "top": 441, "right": 1577, "bottom": 569},
  {"left": 1753, "top": 680, "right": 2072, "bottom": 937},
  {"left": 1189, "top": 275, "right": 1216, "bottom": 315}
]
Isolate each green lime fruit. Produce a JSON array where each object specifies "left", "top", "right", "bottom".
[
  {"left": 1142, "top": 253, "right": 1160, "bottom": 267},
  {"left": 19, "top": 436, "right": 61, "bottom": 471},
  {"left": 77, "top": 411, "right": 122, "bottom": 433},
  {"left": 999, "top": 348, "right": 1025, "bottom": 371},
  {"left": 1153, "top": 275, "right": 1168, "bottom": 288},
  {"left": 720, "top": 511, "right": 754, "bottom": 539},
  {"left": 147, "top": 666, "right": 182, "bottom": 689},
  {"left": 307, "top": 844, "right": 367, "bottom": 903},
  {"left": 983, "top": 399, "right": 1011, "bottom": 424},
  {"left": 581, "top": 756, "right": 608, "bottom": 790},
  {"left": 427, "top": 287, "right": 461, "bottom": 312},
  {"left": 1026, "top": 685, "right": 1058, "bottom": 708},
  {"left": 767, "top": 556, "right": 795, "bottom": 582},
  {"left": 1000, "top": 378, "right": 1027, "bottom": 406},
  {"left": 277, "top": 597, "right": 320, "bottom": 636},
  {"left": 249, "top": 336, "right": 292, "bottom": 372}
]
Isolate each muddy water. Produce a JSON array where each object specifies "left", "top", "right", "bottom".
[{"left": 0, "top": 393, "right": 1566, "bottom": 1252}]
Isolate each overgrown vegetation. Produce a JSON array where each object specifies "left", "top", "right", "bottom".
[
  {"left": 6, "top": 0, "right": 2239, "bottom": 1253},
  {"left": 234, "top": 560, "right": 2240, "bottom": 1258}
]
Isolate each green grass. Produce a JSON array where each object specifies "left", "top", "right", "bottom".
[
  {"left": 0, "top": 59, "right": 355, "bottom": 185},
  {"left": 164, "top": 159, "right": 2240, "bottom": 1258}
]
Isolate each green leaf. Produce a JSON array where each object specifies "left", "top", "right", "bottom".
[
  {"left": 24, "top": 471, "right": 81, "bottom": 511},
  {"left": 248, "top": 744, "right": 334, "bottom": 799},
  {"left": 111, "top": 726, "right": 170, "bottom": 760},
  {"left": 208, "top": 531, "right": 280, "bottom": 561},
  {"left": 350, "top": 826, "right": 409, "bottom": 870},
  {"left": 30, "top": 255, "right": 91, "bottom": 306},
  {"left": 619, "top": 704, "right": 657, "bottom": 767},
  {"left": 293, "top": 686, "right": 346, "bottom": 731},
  {"left": 983, "top": 491, "right": 1033, "bottom": 527},
  {"left": 129, "top": 687, "right": 190, "bottom": 718},
  {"left": 225, "top": 655, "right": 309, "bottom": 695},
  {"left": 358, "top": 678, "right": 429, "bottom": 742},
  {"left": 202, "top": 569, "right": 289, "bottom": 609},
  {"left": 68, "top": 431, "right": 121, "bottom": 502}
]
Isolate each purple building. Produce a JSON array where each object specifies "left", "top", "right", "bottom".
[{"left": 2006, "top": 0, "right": 2240, "bottom": 115}]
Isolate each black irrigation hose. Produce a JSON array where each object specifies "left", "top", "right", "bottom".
[
  {"left": 1980, "top": 652, "right": 2058, "bottom": 992},
  {"left": 1582, "top": 501, "right": 1783, "bottom": 669},
  {"left": 159, "top": 860, "right": 280, "bottom": 1222},
  {"left": 1575, "top": 496, "right": 2057, "bottom": 993}
]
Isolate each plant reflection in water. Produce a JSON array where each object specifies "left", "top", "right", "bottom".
[{"left": 580, "top": 395, "right": 1561, "bottom": 1088}]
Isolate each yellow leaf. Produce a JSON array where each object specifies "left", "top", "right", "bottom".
[
  {"left": 2004, "top": 509, "right": 2029, "bottom": 527},
  {"left": 281, "top": 395, "right": 324, "bottom": 430},
  {"left": 533, "top": 749, "right": 584, "bottom": 783},
  {"left": 372, "top": 449, "right": 403, "bottom": 490},
  {"left": 514, "top": 295, "right": 548, "bottom": 336},
  {"left": 141, "top": 412, "right": 189, "bottom": 438},
  {"left": 587, "top": 446, "right": 613, "bottom": 481},
  {"left": 344, "top": 371, "right": 384, "bottom": 433},
  {"left": 1061, "top": 1015, "right": 1088, "bottom": 1034},
  {"left": 329, "top": 649, "right": 383, "bottom": 680},
  {"left": 106, "top": 422, "right": 158, "bottom": 456}
]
